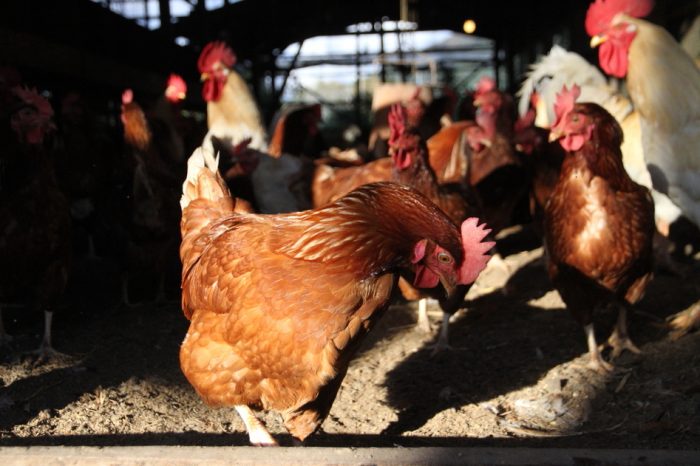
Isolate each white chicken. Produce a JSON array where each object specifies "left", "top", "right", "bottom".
[{"left": 586, "top": 0, "right": 700, "bottom": 335}]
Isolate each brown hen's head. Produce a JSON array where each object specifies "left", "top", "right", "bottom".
[
  {"left": 549, "top": 84, "right": 623, "bottom": 152},
  {"left": 198, "top": 41, "right": 236, "bottom": 102},
  {"left": 473, "top": 76, "right": 496, "bottom": 99},
  {"left": 388, "top": 103, "right": 420, "bottom": 170},
  {"left": 165, "top": 73, "right": 187, "bottom": 103},
  {"left": 411, "top": 217, "right": 494, "bottom": 295},
  {"left": 586, "top": 0, "right": 653, "bottom": 78},
  {"left": 10, "top": 86, "right": 55, "bottom": 145}
]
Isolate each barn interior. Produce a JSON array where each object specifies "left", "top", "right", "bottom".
[{"left": 1, "top": 0, "right": 700, "bottom": 459}]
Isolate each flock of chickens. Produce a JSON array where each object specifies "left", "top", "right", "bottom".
[{"left": 1, "top": 0, "right": 699, "bottom": 446}]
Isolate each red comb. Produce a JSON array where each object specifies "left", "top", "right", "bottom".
[
  {"left": 553, "top": 84, "right": 581, "bottom": 128},
  {"left": 122, "top": 89, "right": 133, "bottom": 105},
  {"left": 13, "top": 86, "right": 54, "bottom": 120},
  {"left": 585, "top": 0, "right": 653, "bottom": 36},
  {"left": 458, "top": 218, "right": 495, "bottom": 285},
  {"left": 167, "top": 74, "right": 187, "bottom": 94},
  {"left": 198, "top": 41, "right": 236, "bottom": 74},
  {"left": 388, "top": 103, "right": 406, "bottom": 147},
  {"left": 474, "top": 76, "right": 496, "bottom": 97}
]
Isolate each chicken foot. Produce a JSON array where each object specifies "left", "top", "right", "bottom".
[
  {"left": 667, "top": 301, "right": 700, "bottom": 340},
  {"left": 29, "top": 311, "right": 68, "bottom": 362},
  {"left": 601, "top": 304, "right": 641, "bottom": 359},
  {"left": 584, "top": 323, "right": 614, "bottom": 373},
  {"left": 235, "top": 405, "right": 278, "bottom": 446}
]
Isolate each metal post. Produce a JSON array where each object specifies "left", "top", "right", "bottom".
[{"left": 159, "top": 0, "right": 172, "bottom": 35}]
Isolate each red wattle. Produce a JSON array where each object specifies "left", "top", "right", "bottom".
[
  {"left": 598, "top": 38, "right": 630, "bottom": 78},
  {"left": 413, "top": 264, "right": 440, "bottom": 288}
]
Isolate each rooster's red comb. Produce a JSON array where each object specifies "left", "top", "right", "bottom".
[
  {"left": 474, "top": 76, "right": 496, "bottom": 97},
  {"left": 122, "top": 89, "right": 134, "bottom": 105},
  {"left": 13, "top": 86, "right": 53, "bottom": 120},
  {"left": 553, "top": 84, "right": 581, "bottom": 127},
  {"left": 585, "top": 0, "right": 653, "bottom": 36},
  {"left": 388, "top": 103, "right": 406, "bottom": 147},
  {"left": 458, "top": 218, "right": 495, "bottom": 285},
  {"left": 198, "top": 41, "right": 236, "bottom": 74}
]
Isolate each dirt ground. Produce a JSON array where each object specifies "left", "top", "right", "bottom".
[{"left": 1, "top": 225, "right": 699, "bottom": 449}]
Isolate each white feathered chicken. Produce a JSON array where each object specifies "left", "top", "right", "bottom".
[
  {"left": 197, "top": 41, "right": 308, "bottom": 213},
  {"left": 586, "top": 0, "right": 700, "bottom": 336}
]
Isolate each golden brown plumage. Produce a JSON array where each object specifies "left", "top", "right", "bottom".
[
  {"left": 545, "top": 89, "right": 655, "bottom": 372},
  {"left": 311, "top": 157, "right": 393, "bottom": 207},
  {"left": 178, "top": 147, "right": 493, "bottom": 444},
  {"left": 426, "top": 121, "right": 475, "bottom": 185}
]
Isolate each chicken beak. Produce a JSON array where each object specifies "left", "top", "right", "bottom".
[
  {"left": 548, "top": 127, "right": 564, "bottom": 143},
  {"left": 178, "top": 92, "right": 186, "bottom": 100},
  {"left": 590, "top": 35, "right": 607, "bottom": 48},
  {"left": 480, "top": 138, "right": 492, "bottom": 148},
  {"left": 439, "top": 274, "right": 458, "bottom": 300},
  {"left": 473, "top": 96, "right": 483, "bottom": 107},
  {"left": 200, "top": 73, "right": 209, "bottom": 82}
]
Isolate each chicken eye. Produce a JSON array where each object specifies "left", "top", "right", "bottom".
[
  {"left": 571, "top": 114, "right": 580, "bottom": 123},
  {"left": 437, "top": 252, "right": 452, "bottom": 264}
]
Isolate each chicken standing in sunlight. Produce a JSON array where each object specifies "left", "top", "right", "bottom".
[
  {"left": 545, "top": 85, "right": 654, "bottom": 372},
  {"left": 178, "top": 144, "right": 493, "bottom": 445}
]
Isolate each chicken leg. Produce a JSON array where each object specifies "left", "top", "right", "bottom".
[
  {"left": 584, "top": 323, "right": 613, "bottom": 373},
  {"left": 235, "top": 405, "right": 278, "bottom": 446},
  {"left": 415, "top": 298, "right": 432, "bottom": 333},
  {"left": 29, "top": 310, "right": 67, "bottom": 362},
  {"left": 430, "top": 312, "right": 454, "bottom": 356},
  {"left": 604, "top": 304, "right": 641, "bottom": 359}
]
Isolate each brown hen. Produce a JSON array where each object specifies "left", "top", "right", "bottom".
[
  {"left": 0, "top": 87, "right": 71, "bottom": 358},
  {"left": 178, "top": 146, "right": 493, "bottom": 445},
  {"left": 545, "top": 85, "right": 655, "bottom": 372}
]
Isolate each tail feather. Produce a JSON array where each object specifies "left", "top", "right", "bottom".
[
  {"left": 180, "top": 147, "right": 239, "bottom": 281},
  {"left": 180, "top": 147, "right": 229, "bottom": 210}
]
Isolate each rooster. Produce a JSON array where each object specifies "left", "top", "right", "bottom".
[
  {"left": 545, "top": 85, "right": 655, "bottom": 372},
  {"left": 178, "top": 144, "right": 493, "bottom": 445},
  {"left": 0, "top": 87, "right": 71, "bottom": 358},
  {"left": 586, "top": 0, "right": 700, "bottom": 336},
  {"left": 198, "top": 41, "right": 309, "bottom": 213}
]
